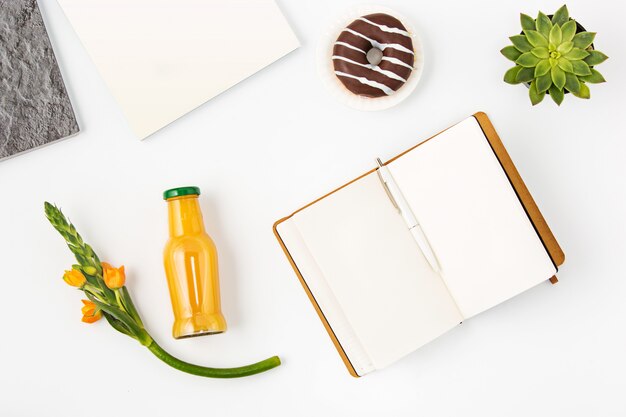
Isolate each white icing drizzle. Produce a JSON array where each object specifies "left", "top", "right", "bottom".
[
  {"left": 343, "top": 28, "right": 414, "bottom": 55},
  {"left": 381, "top": 56, "right": 414, "bottom": 70},
  {"left": 332, "top": 55, "right": 407, "bottom": 82},
  {"left": 334, "top": 71, "right": 394, "bottom": 95},
  {"left": 358, "top": 17, "right": 410, "bottom": 37},
  {"left": 334, "top": 41, "right": 366, "bottom": 54}
]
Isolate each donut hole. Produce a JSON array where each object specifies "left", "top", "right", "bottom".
[{"left": 366, "top": 47, "right": 383, "bottom": 66}]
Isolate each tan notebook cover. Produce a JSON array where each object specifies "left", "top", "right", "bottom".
[{"left": 273, "top": 112, "right": 565, "bottom": 377}]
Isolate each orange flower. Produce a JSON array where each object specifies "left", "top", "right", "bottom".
[
  {"left": 102, "top": 262, "right": 125, "bottom": 289},
  {"left": 81, "top": 300, "right": 102, "bottom": 323},
  {"left": 63, "top": 269, "right": 86, "bottom": 287}
]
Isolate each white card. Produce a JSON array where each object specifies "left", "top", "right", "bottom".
[{"left": 57, "top": 0, "right": 300, "bottom": 139}]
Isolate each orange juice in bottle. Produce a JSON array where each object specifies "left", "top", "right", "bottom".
[{"left": 163, "top": 186, "right": 227, "bottom": 339}]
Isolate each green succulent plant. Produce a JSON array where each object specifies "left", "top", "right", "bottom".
[{"left": 501, "top": 5, "right": 608, "bottom": 105}]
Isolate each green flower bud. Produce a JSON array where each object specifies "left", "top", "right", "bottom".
[{"left": 83, "top": 266, "right": 97, "bottom": 276}]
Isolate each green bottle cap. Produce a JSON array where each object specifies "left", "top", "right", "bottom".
[{"left": 163, "top": 186, "right": 201, "bottom": 200}]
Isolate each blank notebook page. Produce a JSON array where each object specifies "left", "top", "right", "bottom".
[
  {"left": 290, "top": 172, "right": 462, "bottom": 369},
  {"left": 388, "top": 117, "right": 556, "bottom": 319}
]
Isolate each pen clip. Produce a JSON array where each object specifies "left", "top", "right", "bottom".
[{"left": 376, "top": 158, "right": 400, "bottom": 212}]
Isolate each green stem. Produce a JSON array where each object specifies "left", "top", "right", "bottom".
[
  {"left": 119, "top": 286, "right": 144, "bottom": 327},
  {"left": 114, "top": 289, "right": 125, "bottom": 312},
  {"left": 83, "top": 283, "right": 104, "bottom": 297},
  {"left": 146, "top": 341, "right": 281, "bottom": 379}
]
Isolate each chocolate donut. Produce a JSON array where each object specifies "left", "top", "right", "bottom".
[{"left": 332, "top": 13, "right": 414, "bottom": 98}]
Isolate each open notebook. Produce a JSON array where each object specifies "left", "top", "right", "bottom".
[{"left": 274, "top": 113, "right": 564, "bottom": 377}]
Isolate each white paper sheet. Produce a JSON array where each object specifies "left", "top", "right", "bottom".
[{"left": 57, "top": 0, "right": 299, "bottom": 139}]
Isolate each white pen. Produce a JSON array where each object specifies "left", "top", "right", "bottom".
[{"left": 376, "top": 158, "right": 442, "bottom": 273}]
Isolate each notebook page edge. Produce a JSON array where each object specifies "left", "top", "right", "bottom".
[{"left": 275, "top": 219, "right": 375, "bottom": 376}]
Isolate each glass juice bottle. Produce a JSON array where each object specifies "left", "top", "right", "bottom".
[{"left": 163, "top": 186, "right": 227, "bottom": 339}]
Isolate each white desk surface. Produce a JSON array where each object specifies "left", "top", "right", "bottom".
[{"left": 1, "top": 0, "right": 624, "bottom": 415}]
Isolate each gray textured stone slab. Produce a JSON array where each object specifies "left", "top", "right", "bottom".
[{"left": 0, "top": 0, "right": 79, "bottom": 161}]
